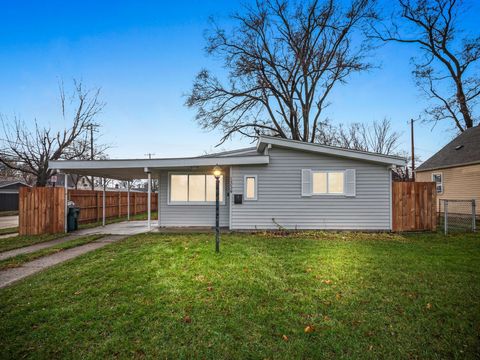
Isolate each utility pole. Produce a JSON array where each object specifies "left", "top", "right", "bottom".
[
  {"left": 145, "top": 153, "right": 155, "bottom": 159},
  {"left": 410, "top": 119, "right": 415, "bottom": 182},
  {"left": 88, "top": 123, "right": 100, "bottom": 190}
]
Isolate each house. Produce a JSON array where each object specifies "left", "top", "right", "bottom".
[
  {"left": 0, "top": 179, "right": 30, "bottom": 211},
  {"left": 50, "top": 136, "right": 406, "bottom": 231},
  {"left": 416, "top": 125, "right": 480, "bottom": 215}
]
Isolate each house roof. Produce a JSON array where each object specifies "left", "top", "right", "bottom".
[
  {"left": 0, "top": 179, "right": 29, "bottom": 189},
  {"left": 416, "top": 125, "right": 480, "bottom": 172},
  {"left": 257, "top": 135, "right": 406, "bottom": 166},
  {"left": 198, "top": 147, "right": 258, "bottom": 158},
  {"left": 49, "top": 154, "right": 270, "bottom": 180}
]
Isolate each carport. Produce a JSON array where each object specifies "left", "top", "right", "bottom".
[{"left": 49, "top": 154, "right": 269, "bottom": 232}]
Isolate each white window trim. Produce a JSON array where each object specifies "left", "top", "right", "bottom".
[
  {"left": 167, "top": 171, "right": 226, "bottom": 205},
  {"left": 432, "top": 172, "right": 443, "bottom": 194},
  {"left": 244, "top": 175, "right": 258, "bottom": 201},
  {"left": 312, "top": 170, "right": 346, "bottom": 196}
]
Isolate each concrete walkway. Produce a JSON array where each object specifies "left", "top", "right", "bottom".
[
  {"left": 75, "top": 220, "right": 152, "bottom": 236},
  {"left": 0, "top": 235, "right": 126, "bottom": 288},
  {"left": 0, "top": 215, "right": 19, "bottom": 229},
  {"left": 0, "top": 221, "right": 152, "bottom": 261},
  {"left": 0, "top": 232, "right": 18, "bottom": 240}
]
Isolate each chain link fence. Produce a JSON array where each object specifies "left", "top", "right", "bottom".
[{"left": 438, "top": 199, "right": 477, "bottom": 234}]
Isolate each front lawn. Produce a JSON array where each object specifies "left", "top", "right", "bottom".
[{"left": 0, "top": 232, "right": 479, "bottom": 359}]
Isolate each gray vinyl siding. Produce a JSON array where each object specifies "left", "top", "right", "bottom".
[
  {"left": 230, "top": 146, "right": 391, "bottom": 230},
  {"left": 158, "top": 172, "right": 230, "bottom": 227}
]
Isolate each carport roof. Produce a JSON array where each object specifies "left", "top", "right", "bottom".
[{"left": 49, "top": 155, "right": 269, "bottom": 180}]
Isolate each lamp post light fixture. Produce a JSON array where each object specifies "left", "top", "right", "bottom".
[{"left": 213, "top": 165, "right": 222, "bottom": 253}]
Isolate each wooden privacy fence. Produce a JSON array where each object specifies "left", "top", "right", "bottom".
[
  {"left": 19, "top": 187, "right": 65, "bottom": 235},
  {"left": 392, "top": 182, "right": 437, "bottom": 232},
  {"left": 68, "top": 190, "right": 157, "bottom": 224},
  {"left": 19, "top": 187, "right": 157, "bottom": 235}
]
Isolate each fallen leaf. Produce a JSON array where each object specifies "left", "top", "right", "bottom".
[
  {"left": 304, "top": 325, "right": 315, "bottom": 333},
  {"left": 74, "top": 290, "right": 82, "bottom": 295},
  {"left": 195, "top": 275, "right": 205, "bottom": 282},
  {"left": 182, "top": 315, "right": 192, "bottom": 323},
  {"left": 323, "top": 315, "right": 331, "bottom": 322},
  {"left": 321, "top": 279, "right": 332, "bottom": 285},
  {"left": 206, "top": 286, "right": 213, "bottom": 292},
  {"left": 369, "top": 345, "right": 373, "bottom": 351},
  {"left": 426, "top": 303, "right": 432, "bottom": 310},
  {"left": 305, "top": 268, "right": 313, "bottom": 273},
  {"left": 335, "top": 293, "right": 342, "bottom": 300},
  {"left": 282, "top": 334, "right": 288, "bottom": 341}
]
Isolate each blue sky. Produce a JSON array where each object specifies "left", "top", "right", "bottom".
[{"left": 0, "top": 0, "right": 478, "bottom": 162}]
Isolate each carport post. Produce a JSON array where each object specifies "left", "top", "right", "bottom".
[
  {"left": 147, "top": 171, "right": 151, "bottom": 230},
  {"left": 64, "top": 173, "right": 68, "bottom": 233},
  {"left": 127, "top": 181, "right": 130, "bottom": 221},
  {"left": 102, "top": 178, "right": 106, "bottom": 227},
  {"left": 157, "top": 175, "right": 161, "bottom": 228}
]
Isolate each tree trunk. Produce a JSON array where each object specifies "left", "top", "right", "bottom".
[{"left": 456, "top": 83, "right": 473, "bottom": 130}]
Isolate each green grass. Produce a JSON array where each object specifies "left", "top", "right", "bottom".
[
  {"left": 0, "top": 233, "right": 65, "bottom": 253},
  {"left": 0, "top": 210, "right": 18, "bottom": 217},
  {"left": 0, "top": 226, "right": 18, "bottom": 235},
  {"left": 78, "top": 211, "right": 158, "bottom": 230},
  {"left": 0, "top": 234, "right": 104, "bottom": 270},
  {"left": 0, "top": 232, "right": 479, "bottom": 359}
]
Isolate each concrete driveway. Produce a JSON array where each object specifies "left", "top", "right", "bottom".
[
  {"left": 0, "top": 216, "right": 19, "bottom": 229},
  {"left": 74, "top": 221, "right": 153, "bottom": 236}
]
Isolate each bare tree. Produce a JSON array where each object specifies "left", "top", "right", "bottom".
[
  {"left": 316, "top": 118, "right": 401, "bottom": 155},
  {"left": 374, "top": 0, "right": 479, "bottom": 131},
  {"left": 187, "top": 0, "right": 378, "bottom": 144},
  {"left": 0, "top": 81, "right": 105, "bottom": 186},
  {"left": 63, "top": 133, "right": 110, "bottom": 190}
]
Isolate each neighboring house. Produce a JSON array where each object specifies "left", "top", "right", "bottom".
[
  {"left": 49, "top": 174, "right": 122, "bottom": 191},
  {"left": 416, "top": 125, "right": 480, "bottom": 215},
  {"left": 51, "top": 136, "right": 405, "bottom": 231},
  {"left": 48, "top": 174, "right": 88, "bottom": 189},
  {"left": 0, "top": 179, "right": 30, "bottom": 211}
]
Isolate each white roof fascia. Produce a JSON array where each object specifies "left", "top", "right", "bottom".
[
  {"left": 49, "top": 155, "right": 269, "bottom": 171},
  {"left": 257, "top": 136, "right": 406, "bottom": 166}
]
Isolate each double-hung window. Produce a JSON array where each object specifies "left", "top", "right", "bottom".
[
  {"left": 432, "top": 173, "right": 443, "bottom": 194},
  {"left": 170, "top": 174, "right": 224, "bottom": 204},
  {"left": 312, "top": 171, "right": 345, "bottom": 195}
]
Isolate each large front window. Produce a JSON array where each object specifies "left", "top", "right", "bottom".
[{"left": 170, "top": 174, "right": 224, "bottom": 204}]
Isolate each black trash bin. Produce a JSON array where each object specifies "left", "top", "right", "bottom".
[{"left": 67, "top": 201, "right": 81, "bottom": 232}]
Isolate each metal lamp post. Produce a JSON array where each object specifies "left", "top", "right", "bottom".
[{"left": 213, "top": 165, "right": 222, "bottom": 253}]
